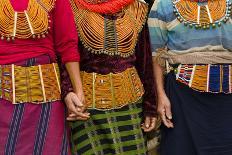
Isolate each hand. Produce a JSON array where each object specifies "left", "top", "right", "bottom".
[
  {"left": 141, "top": 116, "right": 157, "bottom": 132},
  {"left": 157, "top": 93, "right": 174, "bottom": 128},
  {"left": 64, "top": 92, "right": 90, "bottom": 121}
]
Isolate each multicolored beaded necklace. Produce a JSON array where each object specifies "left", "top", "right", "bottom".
[{"left": 173, "top": 0, "right": 232, "bottom": 29}]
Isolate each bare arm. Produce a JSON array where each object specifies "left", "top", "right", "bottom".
[
  {"left": 65, "top": 62, "right": 83, "bottom": 96},
  {"left": 152, "top": 58, "right": 174, "bottom": 128},
  {"left": 64, "top": 62, "right": 90, "bottom": 120}
]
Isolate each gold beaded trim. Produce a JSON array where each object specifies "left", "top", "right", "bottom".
[
  {"left": 81, "top": 67, "right": 144, "bottom": 110},
  {"left": 0, "top": 0, "right": 55, "bottom": 41},
  {"left": 173, "top": 0, "right": 232, "bottom": 29},
  {"left": 71, "top": 0, "right": 148, "bottom": 58}
]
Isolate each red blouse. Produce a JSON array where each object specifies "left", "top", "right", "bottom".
[{"left": 0, "top": 0, "right": 79, "bottom": 64}]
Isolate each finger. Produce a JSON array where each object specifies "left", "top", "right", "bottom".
[
  {"left": 166, "top": 119, "right": 174, "bottom": 128},
  {"left": 76, "top": 112, "right": 90, "bottom": 118},
  {"left": 71, "top": 94, "right": 83, "bottom": 107},
  {"left": 77, "top": 105, "right": 87, "bottom": 113},
  {"left": 143, "top": 117, "right": 156, "bottom": 132},
  {"left": 67, "top": 100, "right": 79, "bottom": 115},
  {"left": 67, "top": 117, "right": 78, "bottom": 121},
  {"left": 145, "top": 117, "right": 151, "bottom": 128},
  {"left": 75, "top": 116, "right": 89, "bottom": 121},
  {"left": 161, "top": 111, "right": 171, "bottom": 128},
  {"left": 149, "top": 118, "right": 156, "bottom": 129},
  {"left": 165, "top": 104, "right": 172, "bottom": 120},
  {"left": 67, "top": 116, "right": 89, "bottom": 121},
  {"left": 68, "top": 113, "right": 77, "bottom": 117}
]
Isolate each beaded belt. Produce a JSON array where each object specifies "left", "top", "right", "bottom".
[
  {"left": 175, "top": 64, "right": 232, "bottom": 93},
  {"left": 0, "top": 63, "right": 61, "bottom": 104},
  {"left": 81, "top": 67, "right": 144, "bottom": 110}
]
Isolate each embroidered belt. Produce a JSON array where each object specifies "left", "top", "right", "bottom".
[
  {"left": 81, "top": 67, "right": 144, "bottom": 110},
  {"left": 0, "top": 63, "right": 61, "bottom": 104},
  {"left": 175, "top": 64, "right": 232, "bottom": 93}
]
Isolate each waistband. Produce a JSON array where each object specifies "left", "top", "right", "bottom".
[
  {"left": 81, "top": 67, "right": 144, "bottom": 110},
  {"left": 174, "top": 64, "right": 232, "bottom": 94},
  {"left": 0, "top": 63, "right": 61, "bottom": 104},
  {"left": 155, "top": 48, "right": 232, "bottom": 65}
]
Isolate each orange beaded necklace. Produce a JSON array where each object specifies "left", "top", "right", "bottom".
[{"left": 0, "top": 0, "right": 55, "bottom": 41}]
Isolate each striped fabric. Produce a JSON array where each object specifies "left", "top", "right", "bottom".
[
  {"left": 0, "top": 56, "right": 70, "bottom": 155},
  {"left": 148, "top": 0, "right": 232, "bottom": 55},
  {"left": 70, "top": 102, "right": 147, "bottom": 155},
  {"left": 0, "top": 100, "right": 70, "bottom": 155}
]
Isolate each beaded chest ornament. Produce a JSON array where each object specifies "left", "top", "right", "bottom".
[
  {"left": 0, "top": 0, "right": 55, "bottom": 41},
  {"left": 173, "top": 0, "right": 232, "bottom": 29},
  {"left": 72, "top": 0, "right": 148, "bottom": 58}
]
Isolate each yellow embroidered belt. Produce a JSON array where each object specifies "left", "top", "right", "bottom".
[
  {"left": 0, "top": 63, "right": 61, "bottom": 104},
  {"left": 81, "top": 67, "right": 144, "bottom": 110},
  {"left": 175, "top": 64, "right": 232, "bottom": 93}
]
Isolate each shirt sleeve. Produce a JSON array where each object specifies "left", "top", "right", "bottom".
[
  {"left": 53, "top": 0, "right": 80, "bottom": 63},
  {"left": 148, "top": 0, "right": 168, "bottom": 56},
  {"left": 135, "top": 24, "right": 157, "bottom": 117}
]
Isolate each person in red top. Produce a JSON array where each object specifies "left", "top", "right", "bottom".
[{"left": 0, "top": 0, "right": 88, "bottom": 154}]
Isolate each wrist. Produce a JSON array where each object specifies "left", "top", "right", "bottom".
[{"left": 157, "top": 89, "right": 166, "bottom": 98}]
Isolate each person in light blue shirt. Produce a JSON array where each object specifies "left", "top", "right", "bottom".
[{"left": 148, "top": 0, "right": 232, "bottom": 154}]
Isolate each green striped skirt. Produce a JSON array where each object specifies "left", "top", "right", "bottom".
[{"left": 70, "top": 101, "right": 147, "bottom": 155}]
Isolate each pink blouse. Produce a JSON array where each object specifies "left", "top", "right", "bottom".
[{"left": 0, "top": 0, "right": 79, "bottom": 64}]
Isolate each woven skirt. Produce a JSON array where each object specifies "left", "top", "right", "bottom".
[
  {"left": 0, "top": 55, "right": 70, "bottom": 155},
  {"left": 0, "top": 100, "right": 70, "bottom": 155},
  {"left": 70, "top": 101, "right": 147, "bottom": 155},
  {"left": 161, "top": 72, "right": 232, "bottom": 155}
]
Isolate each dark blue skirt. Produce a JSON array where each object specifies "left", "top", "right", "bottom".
[{"left": 161, "top": 72, "right": 232, "bottom": 155}]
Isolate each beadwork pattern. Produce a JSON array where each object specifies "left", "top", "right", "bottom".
[
  {"left": 81, "top": 67, "right": 144, "bottom": 110},
  {"left": 0, "top": 63, "right": 61, "bottom": 104},
  {"left": 0, "top": 0, "right": 55, "bottom": 41},
  {"left": 175, "top": 64, "right": 232, "bottom": 93},
  {"left": 173, "top": 0, "right": 232, "bottom": 29},
  {"left": 71, "top": 0, "right": 148, "bottom": 58}
]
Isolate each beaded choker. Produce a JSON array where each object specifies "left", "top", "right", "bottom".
[
  {"left": 71, "top": 0, "right": 148, "bottom": 58},
  {"left": 75, "top": 0, "right": 134, "bottom": 14},
  {"left": 0, "top": 0, "right": 55, "bottom": 41},
  {"left": 173, "top": 0, "right": 232, "bottom": 29}
]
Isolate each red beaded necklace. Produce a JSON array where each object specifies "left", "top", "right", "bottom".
[{"left": 74, "top": 0, "right": 134, "bottom": 14}]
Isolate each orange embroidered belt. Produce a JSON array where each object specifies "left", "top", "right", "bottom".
[
  {"left": 0, "top": 63, "right": 61, "bottom": 104},
  {"left": 81, "top": 67, "right": 144, "bottom": 110},
  {"left": 175, "top": 64, "right": 232, "bottom": 93}
]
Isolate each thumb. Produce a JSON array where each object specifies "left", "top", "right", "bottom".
[{"left": 145, "top": 117, "right": 151, "bottom": 128}]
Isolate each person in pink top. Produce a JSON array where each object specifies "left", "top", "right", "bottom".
[{"left": 0, "top": 0, "right": 88, "bottom": 154}]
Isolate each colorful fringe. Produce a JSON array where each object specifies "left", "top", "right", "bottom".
[
  {"left": 0, "top": 100, "right": 70, "bottom": 155},
  {"left": 70, "top": 101, "right": 147, "bottom": 155},
  {"left": 175, "top": 64, "right": 232, "bottom": 93}
]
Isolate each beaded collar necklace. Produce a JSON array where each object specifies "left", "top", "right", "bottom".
[
  {"left": 173, "top": 0, "right": 232, "bottom": 29},
  {"left": 0, "top": 0, "right": 55, "bottom": 41}
]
